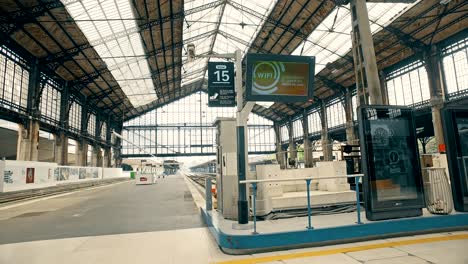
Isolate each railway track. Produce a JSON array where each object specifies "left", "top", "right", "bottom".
[
  {"left": 0, "top": 178, "right": 130, "bottom": 205},
  {"left": 186, "top": 173, "right": 216, "bottom": 189}
]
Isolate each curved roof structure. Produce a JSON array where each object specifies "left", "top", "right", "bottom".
[{"left": 1, "top": 0, "right": 466, "bottom": 121}]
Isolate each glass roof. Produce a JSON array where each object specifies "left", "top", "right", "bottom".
[
  {"left": 64, "top": 0, "right": 158, "bottom": 107},
  {"left": 292, "top": 2, "right": 419, "bottom": 73},
  {"left": 182, "top": 0, "right": 277, "bottom": 86},
  {"left": 61, "top": 0, "right": 420, "bottom": 111}
]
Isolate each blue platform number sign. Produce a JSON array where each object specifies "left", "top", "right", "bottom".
[{"left": 208, "top": 62, "right": 235, "bottom": 107}]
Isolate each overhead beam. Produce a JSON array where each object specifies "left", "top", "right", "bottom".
[
  {"left": 38, "top": 1, "right": 223, "bottom": 67},
  {"left": 315, "top": 75, "right": 347, "bottom": 94},
  {"left": 89, "top": 0, "right": 224, "bottom": 48},
  {"left": 0, "top": 1, "right": 79, "bottom": 34}
]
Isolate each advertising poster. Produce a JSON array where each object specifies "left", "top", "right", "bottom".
[
  {"left": 54, "top": 168, "right": 60, "bottom": 181},
  {"left": 59, "top": 167, "right": 70, "bottom": 181},
  {"left": 26, "top": 168, "right": 35, "bottom": 184},
  {"left": 4, "top": 170, "right": 13, "bottom": 184},
  {"left": 69, "top": 168, "right": 79, "bottom": 181},
  {"left": 251, "top": 61, "right": 309, "bottom": 96},
  {"left": 79, "top": 168, "right": 86, "bottom": 179}
]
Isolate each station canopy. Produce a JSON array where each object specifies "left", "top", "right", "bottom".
[{"left": 3, "top": 0, "right": 464, "bottom": 121}]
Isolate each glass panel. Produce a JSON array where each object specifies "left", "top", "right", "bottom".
[
  {"left": 292, "top": 3, "right": 415, "bottom": 73},
  {"left": 363, "top": 108, "right": 422, "bottom": 204},
  {"left": 455, "top": 116, "right": 468, "bottom": 197},
  {"left": 123, "top": 91, "right": 274, "bottom": 155},
  {"left": 386, "top": 60, "right": 429, "bottom": 107},
  {"left": 64, "top": 0, "right": 158, "bottom": 107}
]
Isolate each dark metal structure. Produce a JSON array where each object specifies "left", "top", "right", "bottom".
[{"left": 0, "top": 0, "right": 467, "bottom": 160}]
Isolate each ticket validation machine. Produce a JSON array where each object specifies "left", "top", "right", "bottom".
[
  {"left": 358, "top": 106, "right": 425, "bottom": 220},
  {"left": 442, "top": 107, "right": 468, "bottom": 212}
]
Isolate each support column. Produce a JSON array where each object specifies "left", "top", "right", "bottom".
[
  {"left": 424, "top": 45, "right": 446, "bottom": 152},
  {"left": 75, "top": 140, "right": 88, "bottom": 166},
  {"left": 55, "top": 81, "right": 69, "bottom": 165},
  {"left": 76, "top": 96, "right": 89, "bottom": 166},
  {"left": 320, "top": 101, "right": 333, "bottom": 161},
  {"left": 379, "top": 71, "right": 389, "bottom": 105},
  {"left": 344, "top": 88, "right": 357, "bottom": 145},
  {"left": 350, "top": 0, "right": 383, "bottom": 105},
  {"left": 113, "top": 124, "right": 123, "bottom": 168},
  {"left": 91, "top": 146, "right": 102, "bottom": 167},
  {"left": 302, "top": 110, "right": 313, "bottom": 168},
  {"left": 287, "top": 118, "right": 297, "bottom": 163},
  {"left": 103, "top": 148, "right": 112, "bottom": 168},
  {"left": 17, "top": 120, "right": 40, "bottom": 161},
  {"left": 274, "top": 123, "right": 286, "bottom": 169},
  {"left": 54, "top": 132, "right": 68, "bottom": 165},
  {"left": 18, "top": 59, "right": 41, "bottom": 161}
]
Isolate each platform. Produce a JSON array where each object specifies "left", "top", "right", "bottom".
[{"left": 0, "top": 174, "right": 467, "bottom": 263}]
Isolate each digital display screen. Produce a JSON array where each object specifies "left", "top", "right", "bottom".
[
  {"left": 359, "top": 106, "right": 425, "bottom": 220},
  {"left": 251, "top": 61, "right": 309, "bottom": 96},
  {"left": 456, "top": 116, "right": 468, "bottom": 196},
  {"left": 246, "top": 54, "right": 315, "bottom": 102},
  {"left": 369, "top": 119, "right": 418, "bottom": 202}
]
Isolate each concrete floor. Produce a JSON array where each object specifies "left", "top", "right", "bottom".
[
  {"left": 0, "top": 173, "right": 467, "bottom": 264},
  {"left": 0, "top": 174, "right": 204, "bottom": 244}
]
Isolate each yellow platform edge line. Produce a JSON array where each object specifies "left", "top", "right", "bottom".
[{"left": 216, "top": 233, "right": 468, "bottom": 264}]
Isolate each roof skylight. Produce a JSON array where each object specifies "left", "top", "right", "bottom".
[
  {"left": 64, "top": 0, "right": 157, "bottom": 107},
  {"left": 182, "top": 0, "right": 277, "bottom": 85},
  {"left": 292, "top": 2, "right": 419, "bottom": 73}
]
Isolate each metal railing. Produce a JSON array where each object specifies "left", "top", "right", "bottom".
[{"left": 205, "top": 174, "right": 364, "bottom": 234}]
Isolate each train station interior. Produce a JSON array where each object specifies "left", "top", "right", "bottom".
[{"left": 0, "top": 0, "right": 467, "bottom": 263}]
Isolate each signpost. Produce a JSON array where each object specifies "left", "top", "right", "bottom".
[{"left": 208, "top": 61, "right": 235, "bottom": 107}]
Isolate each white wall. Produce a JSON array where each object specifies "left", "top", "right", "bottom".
[
  {"left": 55, "top": 166, "right": 103, "bottom": 183},
  {"left": 3, "top": 160, "right": 57, "bottom": 192},
  {"left": 103, "top": 168, "right": 124, "bottom": 179},
  {"left": 2, "top": 160, "right": 126, "bottom": 192}
]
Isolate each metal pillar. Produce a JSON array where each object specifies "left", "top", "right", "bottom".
[
  {"left": 91, "top": 146, "right": 103, "bottom": 167},
  {"left": 76, "top": 97, "right": 89, "bottom": 166},
  {"left": 350, "top": 0, "right": 383, "bottom": 106},
  {"left": 54, "top": 132, "right": 68, "bottom": 165},
  {"left": 55, "top": 81, "right": 69, "bottom": 165},
  {"left": 424, "top": 45, "right": 446, "bottom": 152},
  {"left": 17, "top": 59, "right": 41, "bottom": 161},
  {"left": 274, "top": 123, "right": 286, "bottom": 169},
  {"left": 302, "top": 110, "right": 313, "bottom": 168},
  {"left": 235, "top": 49, "right": 252, "bottom": 225},
  {"left": 287, "top": 118, "right": 297, "bottom": 162},
  {"left": 379, "top": 71, "right": 389, "bottom": 105},
  {"left": 320, "top": 101, "right": 333, "bottom": 161},
  {"left": 17, "top": 121, "right": 40, "bottom": 161},
  {"left": 103, "top": 147, "right": 112, "bottom": 167},
  {"left": 75, "top": 140, "right": 88, "bottom": 166},
  {"left": 344, "top": 88, "right": 357, "bottom": 145},
  {"left": 113, "top": 125, "right": 123, "bottom": 168}
]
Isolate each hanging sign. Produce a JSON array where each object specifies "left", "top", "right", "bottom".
[{"left": 208, "top": 62, "right": 235, "bottom": 107}]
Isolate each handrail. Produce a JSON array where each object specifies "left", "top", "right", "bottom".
[
  {"left": 228, "top": 173, "right": 365, "bottom": 234},
  {"left": 240, "top": 174, "right": 364, "bottom": 184}
]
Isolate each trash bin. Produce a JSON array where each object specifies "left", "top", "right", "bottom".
[{"left": 422, "top": 167, "right": 453, "bottom": 214}]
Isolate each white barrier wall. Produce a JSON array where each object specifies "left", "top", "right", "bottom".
[
  {"left": 55, "top": 166, "right": 103, "bottom": 183},
  {"left": 2, "top": 160, "right": 57, "bottom": 192},
  {"left": 0, "top": 161, "right": 4, "bottom": 192},
  {"left": 103, "top": 168, "right": 124, "bottom": 179},
  {"left": 2, "top": 160, "right": 126, "bottom": 192}
]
